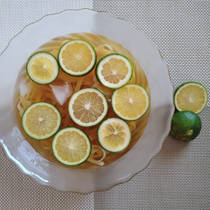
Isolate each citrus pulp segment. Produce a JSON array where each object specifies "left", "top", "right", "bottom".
[
  {"left": 52, "top": 127, "right": 92, "bottom": 166},
  {"left": 96, "top": 53, "right": 133, "bottom": 89},
  {"left": 26, "top": 52, "right": 59, "bottom": 85},
  {"left": 111, "top": 84, "right": 150, "bottom": 121},
  {"left": 22, "top": 102, "right": 61, "bottom": 140},
  {"left": 58, "top": 39, "right": 97, "bottom": 76},
  {"left": 68, "top": 88, "right": 108, "bottom": 127},
  {"left": 174, "top": 82, "right": 208, "bottom": 113},
  {"left": 97, "top": 118, "right": 131, "bottom": 152}
]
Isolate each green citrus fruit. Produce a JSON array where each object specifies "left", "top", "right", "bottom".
[
  {"left": 52, "top": 127, "right": 92, "bottom": 166},
  {"left": 96, "top": 53, "right": 133, "bottom": 89},
  {"left": 174, "top": 82, "right": 208, "bottom": 114},
  {"left": 170, "top": 111, "right": 202, "bottom": 142},
  {"left": 58, "top": 39, "right": 97, "bottom": 76},
  {"left": 26, "top": 52, "right": 59, "bottom": 85}
]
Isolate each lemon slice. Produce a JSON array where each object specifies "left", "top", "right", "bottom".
[
  {"left": 26, "top": 52, "right": 59, "bottom": 85},
  {"left": 96, "top": 53, "right": 133, "bottom": 89},
  {"left": 58, "top": 39, "right": 97, "bottom": 76},
  {"left": 22, "top": 102, "right": 61, "bottom": 140},
  {"left": 174, "top": 82, "right": 208, "bottom": 113},
  {"left": 111, "top": 84, "right": 150, "bottom": 121},
  {"left": 68, "top": 88, "right": 108, "bottom": 127},
  {"left": 52, "top": 127, "right": 92, "bottom": 166},
  {"left": 97, "top": 118, "right": 131, "bottom": 152}
]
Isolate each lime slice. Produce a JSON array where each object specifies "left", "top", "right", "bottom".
[
  {"left": 174, "top": 82, "right": 208, "bottom": 113},
  {"left": 97, "top": 118, "right": 131, "bottom": 152},
  {"left": 26, "top": 52, "right": 59, "bottom": 85},
  {"left": 170, "top": 111, "right": 202, "bottom": 142},
  {"left": 52, "top": 127, "right": 92, "bottom": 166},
  {"left": 111, "top": 84, "right": 150, "bottom": 121},
  {"left": 68, "top": 88, "right": 108, "bottom": 127},
  {"left": 96, "top": 53, "right": 133, "bottom": 89},
  {"left": 22, "top": 102, "right": 61, "bottom": 140},
  {"left": 58, "top": 39, "right": 97, "bottom": 76}
]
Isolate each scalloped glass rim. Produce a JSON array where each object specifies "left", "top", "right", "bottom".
[{"left": 0, "top": 9, "right": 174, "bottom": 193}]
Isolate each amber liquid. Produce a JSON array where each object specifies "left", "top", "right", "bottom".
[{"left": 13, "top": 33, "right": 150, "bottom": 169}]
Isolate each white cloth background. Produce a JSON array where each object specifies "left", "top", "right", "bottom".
[{"left": 0, "top": 1, "right": 209, "bottom": 209}]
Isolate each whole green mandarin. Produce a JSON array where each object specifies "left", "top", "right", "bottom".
[{"left": 170, "top": 111, "right": 202, "bottom": 142}]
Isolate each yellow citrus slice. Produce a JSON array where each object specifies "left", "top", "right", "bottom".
[
  {"left": 26, "top": 52, "right": 59, "bottom": 84},
  {"left": 111, "top": 84, "right": 150, "bottom": 120},
  {"left": 96, "top": 53, "right": 133, "bottom": 89},
  {"left": 22, "top": 102, "right": 61, "bottom": 140},
  {"left": 68, "top": 88, "right": 108, "bottom": 127},
  {"left": 97, "top": 118, "right": 131, "bottom": 152},
  {"left": 58, "top": 39, "right": 96, "bottom": 76},
  {"left": 174, "top": 82, "right": 208, "bottom": 113},
  {"left": 52, "top": 127, "right": 91, "bottom": 166}
]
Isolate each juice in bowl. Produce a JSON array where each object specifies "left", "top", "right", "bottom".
[{"left": 13, "top": 32, "right": 150, "bottom": 169}]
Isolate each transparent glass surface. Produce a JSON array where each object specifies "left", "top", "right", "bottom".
[{"left": 0, "top": 9, "right": 174, "bottom": 193}]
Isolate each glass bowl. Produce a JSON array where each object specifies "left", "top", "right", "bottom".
[{"left": 0, "top": 9, "right": 174, "bottom": 193}]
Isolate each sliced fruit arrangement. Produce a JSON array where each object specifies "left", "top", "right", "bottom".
[
  {"left": 58, "top": 39, "right": 97, "bottom": 76},
  {"left": 26, "top": 52, "right": 59, "bottom": 85},
  {"left": 52, "top": 127, "right": 92, "bottom": 166},
  {"left": 22, "top": 39, "right": 152, "bottom": 166},
  {"left": 98, "top": 118, "right": 131, "bottom": 152},
  {"left": 22, "top": 102, "right": 61, "bottom": 140},
  {"left": 174, "top": 82, "right": 208, "bottom": 114},
  {"left": 96, "top": 53, "right": 133, "bottom": 89},
  {"left": 68, "top": 88, "right": 108, "bottom": 127},
  {"left": 170, "top": 111, "right": 202, "bottom": 142},
  {"left": 111, "top": 84, "right": 150, "bottom": 121}
]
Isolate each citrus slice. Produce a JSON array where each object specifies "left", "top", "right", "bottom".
[
  {"left": 96, "top": 53, "right": 133, "bottom": 89},
  {"left": 22, "top": 102, "right": 61, "bottom": 140},
  {"left": 26, "top": 52, "right": 59, "bottom": 85},
  {"left": 52, "top": 127, "right": 92, "bottom": 166},
  {"left": 170, "top": 111, "right": 202, "bottom": 142},
  {"left": 97, "top": 118, "right": 131, "bottom": 152},
  {"left": 58, "top": 39, "right": 97, "bottom": 76},
  {"left": 68, "top": 88, "right": 108, "bottom": 127},
  {"left": 111, "top": 84, "right": 150, "bottom": 121},
  {"left": 174, "top": 82, "right": 208, "bottom": 113}
]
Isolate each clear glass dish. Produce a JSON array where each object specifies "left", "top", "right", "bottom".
[{"left": 0, "top": 9, "right": 174, "bottom": 193}]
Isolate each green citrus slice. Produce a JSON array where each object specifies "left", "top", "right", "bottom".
[
  {"left": 22, "top": 102, "right": 61, "bottom": 140},
  {"left": 174, "top": 82, "right": 208, "bottom": 113},
  {"left": 97, "top": 118, "right": 131, "bottom": 153},
  {"left": 58, "top": 39, "right": 97, "bottom": 76},
  {"left": 96, "top": 53, "right": 133, "bottom": 89},
  {"left": 52, "top": 127, "right": 92, "bottom": 166},
  {"left": 68, "top": 88, "right": 108, "bottom": 127},
  {"left": 26, "top": 52, "right": 59, "bottom": 85},
  {"left": 111, "top": 84, "right": 150, "bottom": 121},
  {"left": 170, "top": 111, "right": 202, "bottom": 142}
]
